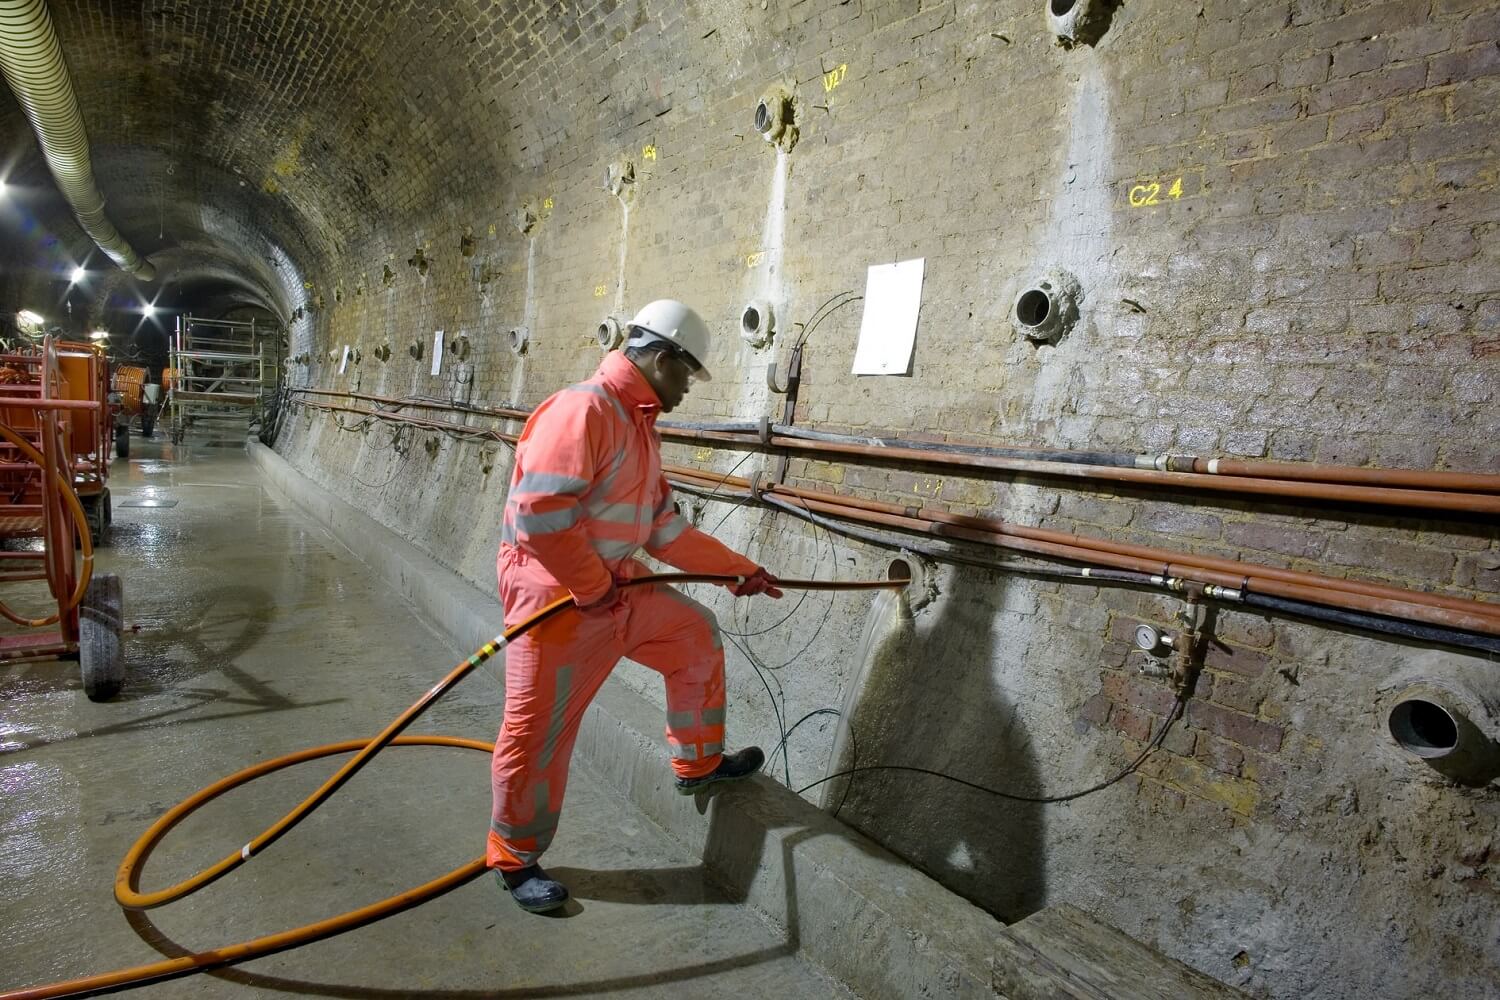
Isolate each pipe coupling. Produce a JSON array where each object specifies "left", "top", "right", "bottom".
[
  {"left": 1379, "top": 656, "right": 1500, "bottom": 786},
  {"left": 1012, "top": 270, "right": 1081, "bottom": 343},
  {"left": 596, "top": 316, "right": 626, "bottom": 351},
  {"left": 507, "top": 326, "right": 530, "bottom": 356},
  {"left": 741, "top": 299, "right": 775, "bottom": 349}
]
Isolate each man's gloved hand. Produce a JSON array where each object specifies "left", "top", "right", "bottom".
[
  {"left": 730, "top": 568, "right": 783, "bottom": 599},
  {"left": 575, "top": 582, "right": 624, "bottom": 617}
]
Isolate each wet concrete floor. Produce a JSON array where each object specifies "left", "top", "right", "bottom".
[{"left": 0, "top": 430, "right": 844, "bottom": 998}]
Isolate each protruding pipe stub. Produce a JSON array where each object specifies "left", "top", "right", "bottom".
[
  {"left": 1380, "top": 661, "right": 1500, "bottom": 786},
  {"left": 754, "top": 84, "right": 798, "bottom": 152},
  {"left": 740, "top": 299, "right": 775, "bottom": 349},
  {"left": 889, "top": 551, "right": 939, "bottom": 612},
  {"left": 604, "top": 158, "right": 636, "bottom": 202},
  {"left": 1012, "top": 270, "right": 1082, "bottom": 343},
  {"left": 507, "top": 326, "right": 530, "bottom": 356},
  {"left": 596, "top": 315, "right": 625, "bottom": 351},
  {"left": 1389, "top": 698, "right": 1459, "bottom": 759},
  {"left": 451, "top": 361, "right": 474, "bottom": 405},
  {"left": 1047, "top": 0, "right": 1111, "bottom": 49},
  {"left": 515, "top": 203, "right": 539, "bottom": 235}
]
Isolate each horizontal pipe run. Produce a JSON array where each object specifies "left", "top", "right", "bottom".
[
  {"left": 760, "top": 481, "right": 1500, "bottom": 628},
  {"left": 299, "top": 399, "right": 1500, "bottom": 637},
  {"left": 763, "top": 433, "right": 1500, "bottom": 517},
  {"left": 767, "top": 424, "right": 1139, "bottom": 469},
  {"left": 1196, "top": 457, "right": 1500, "bottom": 494},
  {"left": 753, "top": 493, "right": 1500, "bottom": 658},
  {"left": 289, "top": 387, "right": 1500, "bottom": 509},
  {"left": 770, "top": 425, "right": 1500, "bottom": 496},
  {"left": 664, "top": 465, "right": 1500, "bottom": 632},
  {"left": 1240, "top": 592, "right": 1500, "bottom": 656},
  {"left": 771, "top": 491, "right": 1500, "bottom": 636},
  {"left": 290, "top": 388, "right": 530, "bottom": 422},
  {"left": 662, "top": 464, "right": 1500, "bottom": 628},
  {"left": 0, "top": 397, "right": 102, "bottom": 410}
]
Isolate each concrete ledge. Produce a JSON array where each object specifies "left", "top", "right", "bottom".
[
  {"left": 248, "top": 439, "right": 501, "bottom": 655},
  {"left": 250, "top": 440, "right": 1245, "bottom": 1000}
]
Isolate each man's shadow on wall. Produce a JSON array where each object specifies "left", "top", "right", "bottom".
[{"left": 825, "top": 565, "right": 1048, "bottom": 923}]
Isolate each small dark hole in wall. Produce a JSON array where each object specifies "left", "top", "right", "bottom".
[
  {"left": 1015, "top": 289, "right": 1051, "bottom": 327},
  {"left": 1051, "top": 0, "right": 1078, "bottom": 14},
  {"left": 742, "top": 305, "right": 761, "bottom": 334},
  {"left": 1389, "top": 700, "right": 1459, "bottom": 757},
  {"left": 888, "top": 558, "right": 911, "bottom": 583}
]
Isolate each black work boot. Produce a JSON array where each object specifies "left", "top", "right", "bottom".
[
  {"left": 674, "top": 746, "right": 765, "bottom": 796},
  {"left": 496, "top": 865, "right": 569, "bottom": 913}
]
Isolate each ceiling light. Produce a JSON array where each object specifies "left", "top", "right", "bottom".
[
  {"left": 17, "top": 309, "right": 44, "bottom": 327},
  {"left": 70, "top": 265, "right": 86, "bottom": 283},
  {"left": 142, "top": 303, "right": 157, "bottom": 318},
  {"left": 89, "top": 329, "right": 109, "bottom": 340}
]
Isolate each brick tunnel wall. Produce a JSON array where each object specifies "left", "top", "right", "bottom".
[
  {"left": 268, "top": 4, "right": 1500, "bottom": 996},
  {"left": 4, "top": 1, "right": 1497, "bottom": 997}
]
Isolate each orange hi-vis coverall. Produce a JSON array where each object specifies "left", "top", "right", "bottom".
[{"left": 488, "top": 351, "right": 759, "bottom": 872}]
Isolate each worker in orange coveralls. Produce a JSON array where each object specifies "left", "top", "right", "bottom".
[{"left": 489, "top": 299, "right": 783, "bottom": 913}]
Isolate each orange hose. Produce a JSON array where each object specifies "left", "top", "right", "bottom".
[
  {"left": 2, "top": 572, "right": 904, "bottom": 1000},
  {"left": 0, "top": 423, "right": 93, "bottom": 627}
]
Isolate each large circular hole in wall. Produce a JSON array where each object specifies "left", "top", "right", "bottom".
[
  {"left": 741, "top": 305, "right": 762, "bottom": 337},
  {"left": 888, "top": 558, "right": 912, "bottom": 584},
  {"left": 1015, "top": 288, "right": 1052, "bottom": 328},
  {"left": 1388, "top": 699, "right": 1460, "bottom": 759},
  {"left": 1050, "top": 0, "right": 1078, "bottom": 14}
]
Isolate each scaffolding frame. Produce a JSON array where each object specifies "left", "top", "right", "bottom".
[{"left": 167, "top": 315, "right": 280, "bottom": 444}]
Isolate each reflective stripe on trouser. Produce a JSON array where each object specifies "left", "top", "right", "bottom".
[{"left": 487, "top": 582, "right": 727, "bottom": 871}]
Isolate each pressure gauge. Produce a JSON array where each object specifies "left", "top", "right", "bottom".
[{"left": 1134, "top": 624, "right": 1162, "bottom": 652}]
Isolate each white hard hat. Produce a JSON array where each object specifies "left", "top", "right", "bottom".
[{"left": 625, "top": 299, "right": 713, "bottom": 381}]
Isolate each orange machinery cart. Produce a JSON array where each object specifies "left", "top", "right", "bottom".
[
  {"left": 111, "top": 363, "right": 161, "bottom": 455},
  {"left": 0, "top": 336, "right": 125, "bottom": 699}
]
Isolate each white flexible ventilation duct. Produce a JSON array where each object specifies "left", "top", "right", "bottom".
[{"left": 0, "top": 0, "right": 155, "bottom": 279}]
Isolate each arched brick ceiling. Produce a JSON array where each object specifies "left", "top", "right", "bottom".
[{"left": 1, "top": 0, "right": 747, "bottom": 324}]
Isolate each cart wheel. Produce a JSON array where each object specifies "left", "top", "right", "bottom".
[
  {"left": 81, "top": 572, "right": 124, "bottom": 701},
  {"left": 141, "top": 410, "right": 155, "bottom": 438},
  {"left": 115, "top": 423, "right": 130, "bottom": 458},
  {"left": 82, "top": 496, "right": 108, "bottom": 547}
]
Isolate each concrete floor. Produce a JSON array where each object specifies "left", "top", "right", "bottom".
[{"left": 0, "top": 427, "right": 847, "bottom": 998}]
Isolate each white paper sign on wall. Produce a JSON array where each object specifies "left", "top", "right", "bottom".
[
  {"left": 851, "top": 257, "right": 925, "bottom": 376},
  {"left": 430, "top": 329, "right": 444, "bottom": 376},
  {"left": 338, "top": 345, "right": 350, "bottom": 374}
]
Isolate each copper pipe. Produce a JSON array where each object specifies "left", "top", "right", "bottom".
[
  {"left": 0, "top": 397, "right": 102, "bottom": 411},
  {"left": 302, "top": 403, "right": 1500, "bottom": 634},
  {"left": 761, "top": 435, "right": 1500, "bottom": 516},
  {"left": 293, "top": 386, "right": 1500, "bottom": 507},
  {"left": 768, "top": 491, "right": 1500, "bottom": 636},
  {"left": 299, "top": 401, "right": 520, "bottom": 445},
  {"left": 659, "top": 463, "right": 1500, "bottom": 631},
  {"left": 1194, "top": 457, "right": 1500, "bottom": 494},
  {"left": 758, "top": 482, "right": 1500, "bottom": 626},
  {"left": 291, "top": 387, "right": 529, "bottom": 422}
]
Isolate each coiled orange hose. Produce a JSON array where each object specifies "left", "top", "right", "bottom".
[
  {"left": 0, "top": 423, "right": 93, "bottom": 627},
  {"left": 1, "top": 572, "right": 904, "bottom": 1000}
]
